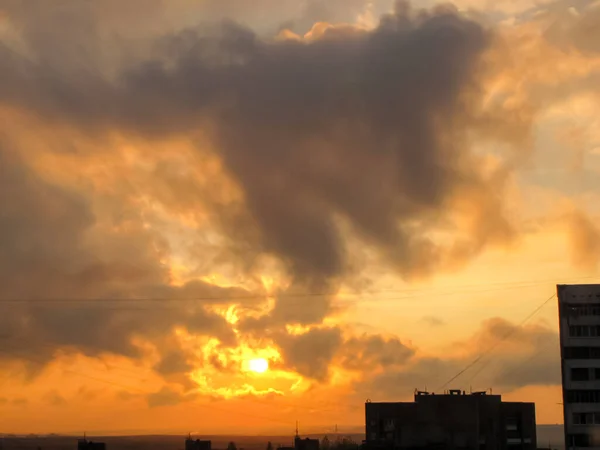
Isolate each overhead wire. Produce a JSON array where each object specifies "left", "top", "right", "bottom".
[
  {"left": 0, "top": 275, "right": 594, "bottom": 306},
  {"left": 435, "top": 293, "right": 557, "bottom": 392}
]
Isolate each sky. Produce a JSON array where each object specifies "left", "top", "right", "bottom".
[{"left": 1, "top": 0, "right": 600, "bottom": 436}]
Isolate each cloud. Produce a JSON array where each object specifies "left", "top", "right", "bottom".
[
  {"left": 43, "top": 390, "right": 67, "bottom": 407},
  {"left": 354, "top": 317, "right": 560, "bottom": 399},
  {"left": 0, "top": 1, "right": 525, "bottom": 290},
  {"left": 11, "top": 398, "right": 28, "bottom": 407},
  {"left": 421, "top": 316, "right": 446, "bottom": 327},
  {"left": 154, "top": 349, "right": 194, "bottom": 377},
  {"left": 338, "top": 334, "right": 414, "bottom": 371},
  {"left": 147, "top": 386, "right": 190, "bottom": 408},
  {"left": 544, "top": 1, "right": 600, "bottom": 54},
  {"left": 0, "top": 135, "right": 250, "bottom": 374},
  {"left": 275, "top": 327, "right": 343, "bottom": 381},
  {"left": 566, "top": 209, "right": 600, "bottom": 269},
  {"left": 269, "top": 328, "right": 414, "bottom": 382}
]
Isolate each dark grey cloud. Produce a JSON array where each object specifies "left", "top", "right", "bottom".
[
  {"left": 268, "top": 328, "right": 412, "bottom": 382},
  {"left": 338, "top": 334, "right": 414, "bottom": 370},
  {"left": 154, "top": 349, "right": 194, "bottom": 377},
  {"left": 275, "top": 327, "right": 343, "bottom": 381}
]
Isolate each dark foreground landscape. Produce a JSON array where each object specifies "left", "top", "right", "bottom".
[{"left": 0, "top": 425, "right": 565, "bottom": 450}]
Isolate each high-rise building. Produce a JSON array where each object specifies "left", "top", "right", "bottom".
[
  {"left": 557, "top": 284, "right": 600, "bottom": 449},
  {"left": 365, "top": 390, "right": 536, "bottom": 450}
]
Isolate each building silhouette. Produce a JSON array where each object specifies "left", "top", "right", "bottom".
[
  {"left": 294, "top": 436, "right": 320, "bottom": 450},
  {"left": 185, "top": 435, "right": 212, "bottom": 450},
  {"left": 279, "top": 425, "right": 319, "bottom": 450},
  {"left": 557, "top": 284, "right": 600, "bottom": 449},
  {"left": 77, "top": 438, "right": 106, "bottom": 450},
  {"left": 364, "top": 389, "right": 536, "bottom": 450}
]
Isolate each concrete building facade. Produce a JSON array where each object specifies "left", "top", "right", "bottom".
[
  {"left": 557, "top": 284, "right": 600, "bottom": 450},
  {"left": 365, "top": 390, "right": 536, "bottom": 450}
]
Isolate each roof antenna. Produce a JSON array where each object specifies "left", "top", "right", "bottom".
[{"left": 295, "top": 420, "right": 299, "bottom": 438}]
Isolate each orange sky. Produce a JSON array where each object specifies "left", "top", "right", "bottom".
[{"left": 1, "top": 0, "right": 600, "bottom": 435}]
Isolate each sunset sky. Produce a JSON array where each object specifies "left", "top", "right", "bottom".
[{"left": 1, "top": 0, "right": 600, "bottom": 436}]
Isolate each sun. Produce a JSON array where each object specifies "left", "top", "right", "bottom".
[{"left": 248, "top": 358, "right": 269, "bottom": 373}]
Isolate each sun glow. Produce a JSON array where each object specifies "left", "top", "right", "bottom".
[{"left": 247, "top": 358, "right": 269, "bottom": 373}]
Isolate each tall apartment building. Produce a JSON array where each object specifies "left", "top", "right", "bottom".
[
  {"left": 364, "top": 390, "right": 536, "bottom": 450},
  {"left": 557, "top": 284, "right": 600, "bottom": 449}
]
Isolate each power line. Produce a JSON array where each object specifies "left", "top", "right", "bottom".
[
  {"left": 435, "top": 293, "right": 557, "bottom": 391},
  {"left": 0, "top": 275, "right": 594, "bottom": 306}
]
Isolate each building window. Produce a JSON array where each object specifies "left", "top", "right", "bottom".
[
  {"left": 506, "top": 418, "right": 519, "bottom": 431},
  {"left": 568, "top": 433, "right": 592, "bottom": 447},
  {"left": 572, "top": 368, "right": 591, "bottom": 381},
  {"left": 573, "top": 413, "right": 595, "bottom": 425},
  {"left": 569, "top": 325, "right": 600, "bottom": 337},
  {"left": 564, "top": 347, "right": 600, "bottom": 359},
  {"left": 566, "top": 390, "right": 600, "bottom": 403},
  {"left": 561, "top": 304, "right": 600, "bottom": 317},
  {"left": 578, "top": 413, "right": 600, "bottom": 424}
]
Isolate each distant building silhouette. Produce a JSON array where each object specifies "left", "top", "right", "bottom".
[
  {"left": 77, "top": 438, "right": 106, "bottom": 450},
  {"left": 294, "top": 436, "right": 320, "bottom": 450},
  {"left": 279, "top": 426, "right": 319, "bottom": 450},
  {"left": 364, "top": 389, "right": 536, "bottom": 450},
  {"left": 557, "top": 284, "right": 600, "bottom": 449},
  {"left": 185, "top": 436, "right": 212, "bottom": 450}
]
